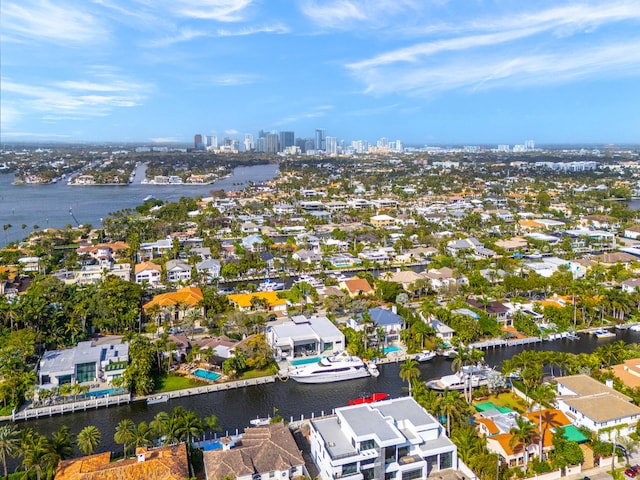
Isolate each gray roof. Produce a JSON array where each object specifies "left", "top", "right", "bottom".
[
  {"left": 375, "top": 396, "right": 438, "bottom": 429},
  {"left": 312, "top": 417, "right": 357, "bottom": 460},
  {"left": 340, "top": 405, "right": 403, "bottom": 444}
]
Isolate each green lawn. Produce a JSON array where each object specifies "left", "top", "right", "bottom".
[
  {"left": 474, "top": 391, "right": 528, "bottom": 413},
  {"left": 238, "top": 367, "right": 278, "bottom": 380},
  {"left": 153, "top": 373, "right": 207, "bottom": 393}
]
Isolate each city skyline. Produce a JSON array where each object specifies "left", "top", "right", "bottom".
[{"left": 2, "top": 1, "right": 640, "bottom": 144}]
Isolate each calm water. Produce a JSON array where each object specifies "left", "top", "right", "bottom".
[
  {"left": 11, "top": 329, "right": 640, "bottom": 461},
  {"left": 0, "top": 163, "right": 279, "bottom": 247}
]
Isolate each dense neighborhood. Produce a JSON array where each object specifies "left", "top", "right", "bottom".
[{"left": 1, "top": 148, "right": 640, "bottom": 479}]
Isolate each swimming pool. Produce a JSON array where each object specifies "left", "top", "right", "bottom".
[
  {"left": 85, "top": 388, "right": 124, "bottom": 398},
  {"left": 192, "top": 369, "right": 221, "bottom": 382},
  {"left": 384, "top": 345, "right": 402, "bottom": 354},
  {"left": 290, "top": 356, "right": 321, "bottom": 366}
]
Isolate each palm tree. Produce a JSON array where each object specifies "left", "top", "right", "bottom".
[
  {"left": 509, "top": 416, "right": 537, "bottom": 469},
  {"left": 150, "top": 411, "right": 171, "bottom": 442},
  {"left": 48, "top": 425, "right": 74, "bottom": 464},
  {"left": 76, "top": 426, "right": 101, "bottom": 456},
  {"left": 399, "top": 358, "right": 420, "bottom": 397},
  {"left": 114, "top": 419, "right": 136, "bottom": 459},
  {"left": 0, "top": 424, "right": 20, "bottom": 479},
  {"left": 438, "top": 389, "right": 467, "bottom": 435},
  {"left": 132, "top": 422, "right": 153, "bottom": 450},
  {"left": 19, "top": 430, "right": 50, "bottom": 480},
  {"left": 529, "top": 384, "right": 556, "bottom": 460}
]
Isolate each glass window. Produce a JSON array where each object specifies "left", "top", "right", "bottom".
[
  {"left": 75, "top": 362, "right": 96, "bottom": 383},
  {"left": 402, "top": 469, "right": 423, "bottom": 480},
  {"left": 58, "top": 374, "right": 72, "bottom": 385},
  {"left": 398, "top": 446, "right": 409, "bottom": 459},
  {"left": 426, "top": 455, "right": 438, "bottom": 475},
  {"left": 342, "top": 463, "right": 357, "bottom": 476},
  {"left": 440, "top": 451, "right": 452, "bottom": 469},
  {"left": 324, "top": 342, "right": 334, "bottom": 351},
  {"left": 362, "top": 468, "right": 375, "bottom": 480},
  {"left": 360, "top": 439, "right": 377, "bottom": 451},
  {"left": 385, "top": 473, "right": 396, "bottom": 480},
  {"left": 385, "top": 447, "right": 396, "bottom": 465}
]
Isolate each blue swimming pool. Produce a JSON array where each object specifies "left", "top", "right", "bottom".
[
  {"left": 384, "top": 345, "right": 402, "bottom": 354},
  {"left": 290, "top": 356, "right": 321, "bottom": 366},
  {"left": 193, "top": 369, "right": 221, "bottom": 382},
  {"left": 86, "top": 388, "right": 124, "bottom": 398}
]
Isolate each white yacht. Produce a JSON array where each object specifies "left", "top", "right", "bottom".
[
  {"left": 425, "top": 364, "right": 493, "bottom": 391},
  {"left": 288, "top": 354, "right": 371, "bottom": 384},
  {"left": 294, "top": 274, "right": 324, "bottom": 288}
]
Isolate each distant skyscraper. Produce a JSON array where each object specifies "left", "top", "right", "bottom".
[
  {"left": 255, "top": 137, "right": 266, "bottom": 153},
  {"left": 244, "top": 134, "right": 254, "bottom": 152},
  {"left": 525, "top": 140, "right": 535, "bottom": 151},
  {"left": 279, "top": 131, "right": 294, "bottom": 152},
  {"left": 377, "top": 137, "right": 388, "bottom": 148},
  {"left": 315, "top": 128, "right": 326, "bottom": 151},
  {"left": 265, "top": 133, "right": 279, "bottom": 154},
  {"left": 325, "top": 136, "right": 337, "bottom": 155},
  {"left": 194, "top": 134, "right": 204, "bottom": 150}
]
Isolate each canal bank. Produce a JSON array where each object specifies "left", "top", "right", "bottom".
[{"left": 7, "top": 328, "right": 640, "bottom": 464}]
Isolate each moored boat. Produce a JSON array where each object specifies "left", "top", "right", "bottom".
[
  {"left": 146, "top": 394, "right": 169, "bottom": 405},
  {"left": 249, "top": 417, "right": 271, "bottom": 426},
  {"left": 425, "top": 364, "right": 493, "bottom": 391},
  {"left": 438, "top": 347, "right": 458, "bottom": 359},
  {"left": 415, "top": 350, "right": 436, "bottom": 362},
  {"left": 348, "top": 393, "right": 389, "bottom": 406},
  {"left": 593, "top": 329, "right": 615, "bottom": 338},
  {"left": 288, "top": 353, "right": 370, "bottom": 384}
]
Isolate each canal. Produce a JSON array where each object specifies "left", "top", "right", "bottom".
[{"left": 12, "top": 329, "right": 640, "bottom": 461}]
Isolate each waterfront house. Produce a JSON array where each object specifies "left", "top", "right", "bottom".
[
  {"left": 370, "top": 214, "right": 396, "bottom": 228},
  {"left": 265, "top": 314, "right": 344, "bottom": 359},
  {"left": 38, "top": 337, "right": 128, "bottom": 387},
  {"left": 430, "top": 320, "right": 455, "bottom": 344},
  {"left": 203, "top": 423, "right": 305, "bottom": 480},
  {"left": 241, "top": 234, "right": 266, "bottom": 252},
  {"left": 197, "top": 258, "right": 222, "bottom": 280},
  {"left": 351, "top": 307, "right": 405, "bottom": 344},
  {"left": 624, "top": 225, "right": 640, "bottom": 240},
  {"left": 621, "top": 278, "right": 640, "bottom": 294},
  {"left": 555, "top": 374, "right": 640, "bottom": 440},
  {"left": 55, "top": 444, "right": 189, "bottom": 480},
  {"left": 309, "top": 396, "right": 458, "bottom": 480},
  {"left": 70, "top": 263, "right": 132, "bottom": 285},
  {"left": 466, "top": 299, "right": 511, "bottom": 325}
]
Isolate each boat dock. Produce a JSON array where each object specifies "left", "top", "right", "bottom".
[
  {"left": 6, "top": 393, "right": 131, "bottom": 422},
  {"left": 470, "top": 336, "right": 543, "bottom": 350}
]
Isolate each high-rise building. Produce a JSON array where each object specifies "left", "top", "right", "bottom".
[
  {"left": 315, "top": 128, "right": 326, "bottom": 151},
  {"left": 244, "top": 134, "right": 254, "bottom": 152},
  {"left": 525, "top": 140, "right": 535, "bottom": 151},
  {"left": 279, "top": 131, "right": 294, "bottom": 152},
  {"left": 255, "top": 137, "right": 266, "bottom": 153},
  {"left": 325, "top": 136, "right": 337, "bottom": 155},
  {"left": 265, "top": 133, "right": 279, "bottom": 154},
  {"left": 194, "top": 134, "right": 204, "bottom": 150}
]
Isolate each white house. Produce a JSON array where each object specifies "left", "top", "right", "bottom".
[
  {"left": 165, "top": 259, "right": 192, "bottom": 283},
  {"left": 134, "top": 261, "right": 162, "bottom": 286},
  {"left": 309, "top": 396, "right": 458, "bottom": 480},
  {"left": 555, "top": 374, "right": 640, "bottom": 440},
  {"left": 265, "top": 315, "right": 344, "bottom": 360}
]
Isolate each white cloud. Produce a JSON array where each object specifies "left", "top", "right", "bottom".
[
  {"left": 225, "top": 129, "right": 239, "bottom": 135},
  {"left": 273, "top": 105, "right": 334, "bottom": 126},
  {"left": 170, "top": 0, "right": 254, "bottom": 22},
  {"left": 145, "top": 24, "right": 288, "bottom": 47},
  {"left": 1, "top": 71, "right": 150, "bottom": 122},
  {"left": 1, "top": 0, "right": 106, "bottom": 44},
  {"left": 300, "top": 0, "right": 421, "bottom": 28},
  {"left": 346, "top": 1, "right": 640, "bottom": 96}
]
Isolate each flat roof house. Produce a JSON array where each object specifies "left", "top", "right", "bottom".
[
  {"left": 266, "top": 315, "right": 344, "bottom": 359},
  {"left": 309, "top": 396, "right": 458, "bottom": 480},
  {"left": 38, "top": 338, "right": 128, "bottom": 387}
]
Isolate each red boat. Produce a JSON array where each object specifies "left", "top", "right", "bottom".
[{"left": 348, "top": 393, "right": 389, "bottom": 406}]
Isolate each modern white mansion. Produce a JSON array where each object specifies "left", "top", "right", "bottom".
[{"left": 309, "top": 397, "right": 458, "bottom": 480}]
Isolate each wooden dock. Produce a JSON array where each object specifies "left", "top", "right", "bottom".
[{"left": 6, "top": 393, "right": 131, "bottom": 422}]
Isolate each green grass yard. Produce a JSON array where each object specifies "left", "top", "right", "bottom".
[{"left": 153, "top": 373, "right": 207, "bottom": 393}]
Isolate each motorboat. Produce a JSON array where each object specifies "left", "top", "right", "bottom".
[
  {"left": 593, "top": 329, "right": 615, "bottom": 338},
  {"left": 257, "top": 279, "right": 285, "bottom": 291},
  {"left": 367, "top": 361, "right": 380, "bottom": 377},
  {"left": 348, "top": 393, "right": 389, "bottom": 406},
  {"left": 294, "top": 274, "right": 324, "bottom": 288},
  {"left": 630, "top": 324, "right": 640, "bottom": 332},
  {"left": 438, "top": 347, "right": 458, "bottom": 359},
  {"left": 425, "top": 364, "right": 493, "bottom": 391},
  {"left": 288, "top": 353, "right": 371, "bottom": 384},
  {"left": 146, "top": 394, "right": 169, "bottom": 405},
  {"left": 415, "top": 350, "right": 436, "bottom": 362},
  {"left": 249, "top": 417, "right": 271, "bottom": 426}
]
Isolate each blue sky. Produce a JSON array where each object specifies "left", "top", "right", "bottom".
[{"left": 2, "top": 0, "right": 640, "bottom": 145}]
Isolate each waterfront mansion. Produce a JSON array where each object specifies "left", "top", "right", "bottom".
[{"left": 309, "top": 396, "right": 458, "bottom": 480}]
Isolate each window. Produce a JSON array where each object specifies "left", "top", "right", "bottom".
[
  {"left": 342, "top": 463, "right": 357, "bottom": 476},
  {"left": 397, "top": 446, "right": 409, "bottom": 459},
  {"left": 360, "top": 439, "right": 377, "bottom": 451},
  {"left": 324, "top": 342, "right": 334, "bottom": 351},
  {"left": 385, "top": 447, "right": 396, "bottom": 465},
  {"left": 75, "top": 362, "right": 96, "bottom": 384},
  {"left": 426, "top": 455, "right": 437, "bottom": 475},
  {"left": 440, "top": 451, "right": 452, "bottom": 470},
  {"left": 362, "top": 468, "right": 375, "bottom": 480},
  {"left": 402, "top": 469, "right": 422, "bottom": 480},
  {"left": 57, "top": 374, "right": 72, "bottom": 385},
  {"left": 385, "top": 472, "right": 396, "bottom": 480}
]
